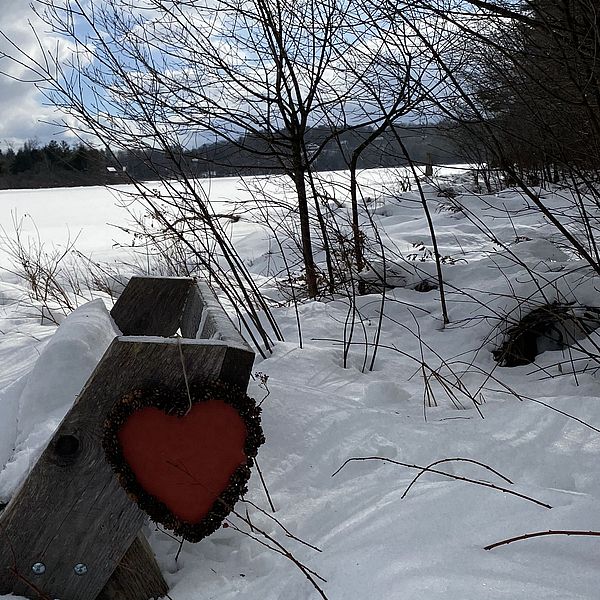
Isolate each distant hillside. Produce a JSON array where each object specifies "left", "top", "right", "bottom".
[
  {"left": 0, "top": 124, "right": 466, "bottom": 189},
  {"left": 188, "top": 124, "right": 463, "bottom": 176},
  {"left": 120, "top": 124, "right": 465, "bottom": 181}
]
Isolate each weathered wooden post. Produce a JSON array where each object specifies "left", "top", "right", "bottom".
[{"left": 0, "top": 277, "right": 257, "bottom": 600}]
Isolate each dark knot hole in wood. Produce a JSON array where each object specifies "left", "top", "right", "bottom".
[{"left": 52, "top": 434, "right": 81, "bottom": 465}]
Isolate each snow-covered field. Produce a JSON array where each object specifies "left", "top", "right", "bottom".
[{"left": 1, "top": 167, "right": 600, "bottom": 599}]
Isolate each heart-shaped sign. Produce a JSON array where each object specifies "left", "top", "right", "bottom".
[{"left": 103, "top": 381, "right": 264, "bottom": 542}]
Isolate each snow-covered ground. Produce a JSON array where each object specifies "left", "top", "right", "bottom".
[{"left": 1, "top": 167, "right": 600, "bottom": 599}]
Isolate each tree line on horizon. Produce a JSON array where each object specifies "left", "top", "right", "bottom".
[
  {"left": 0, "top": 125, "right": 464, "bottom": 189},
  {"left": 0, "top": 141, "right": 116, "bottom": 189}
]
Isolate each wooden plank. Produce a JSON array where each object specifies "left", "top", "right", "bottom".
[
  {"left": 113, "top": 277, "right": 252, "bottom": 350},
  {"left": 106, "top": 276, "right": 187, "bottom": 600},
  {"left": 97, "top": 534, "right": 169, "bottom": 600},
  {"left": 104, "top": 280, "right": 255, "bottom": 596},
  {"left": 195, "top": 280, "right": 250, "bottom": 347},
  {"left": 0, "top": 338, "right": 236, "bottom": 600},
  {"left": 180, "top": 280, "right": 205, "bottom": 338},
  {"left": 0, "top": 276, "right": 255, "bottom": 600},
  {"left": 105, "top": 279, "right": 253, "bottom": 599},
  {"left": 111, "top": 276, "right": 194, "bottom": 336},
  {"left": 221, "top": 344, "right": 255, "bottom": 390}
]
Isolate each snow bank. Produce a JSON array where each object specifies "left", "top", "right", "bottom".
[
  {"left": 0, "top": 299, "right": 120, "bottom": 502},
  {"left": 2, "top": 170, "right": 600, "bottom": 600}
]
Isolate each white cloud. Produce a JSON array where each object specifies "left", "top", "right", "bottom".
[{"left": 0, "top": 1, "right": 71, "bottom": 149}]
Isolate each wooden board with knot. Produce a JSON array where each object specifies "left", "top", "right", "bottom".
[{"left": 0, "top": 277, "right": 254, "bottom": 600}]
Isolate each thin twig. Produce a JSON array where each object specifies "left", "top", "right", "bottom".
[
  {"left": 175, "top": 538, "right": 185, "bottom": 563},
  {"left": 165, "top": 457, "right": 328, "bottom": 597},
  {"left": 402, "top": 457, "right": 514, "bottom": 499},
  {"left": 243, "top": 499, "right": 322, "bottom": 553},
  {"left": 485, "top": 529, "right": 600, "bottom": 551},
  {"left": 332, "top": 456, "right": 552, "bottom": 509},
  {"left": 255, "top": 458, "right": 276, "bottom": 513}
]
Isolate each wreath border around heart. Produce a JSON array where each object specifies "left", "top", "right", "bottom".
[{"left": 102, "top": 380, "right": 265, "bottom": 542}]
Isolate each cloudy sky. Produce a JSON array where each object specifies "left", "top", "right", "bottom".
[
  {"left": 0, "top": 1, "right": 69, "bottom": 149},
  {"left": 0, "top": 1, "right": 440, "bottom": 151}
]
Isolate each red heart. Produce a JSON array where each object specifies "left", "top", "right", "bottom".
[{"left": 117, "top": 400, "right": 248, "bottom": 524}]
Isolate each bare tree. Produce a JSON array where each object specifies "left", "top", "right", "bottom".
[
  {"left": 5, "top": 0, "right": 394, "bottom": 299},
  {"left": 2, "top": 0, "right": 452, "bottom": 302}
]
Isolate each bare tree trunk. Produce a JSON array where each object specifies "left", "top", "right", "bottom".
[{"left": 292, "top": 154, "right": 318, "bottom": 298}]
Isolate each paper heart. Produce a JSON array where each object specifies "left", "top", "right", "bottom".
[{"left": 103, "top": 382, "right": 264, "bottom": 542}]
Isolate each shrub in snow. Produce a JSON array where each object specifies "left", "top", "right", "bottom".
[{"left": 493, "top": 303, "right": 600, "bottom": 367}]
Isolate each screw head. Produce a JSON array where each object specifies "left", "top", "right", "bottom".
[
  {"left": 31, "top": 562, "right": 46, "bottom": 575},
  {"left": 73, "top": 563, "right": 88, "bottom": 576}
]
